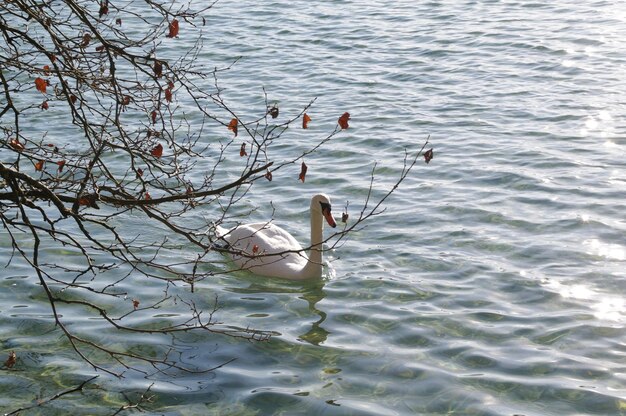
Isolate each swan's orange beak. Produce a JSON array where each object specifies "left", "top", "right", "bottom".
[{"left": 322, "top": 207, "right": 337, "bottom": 228}]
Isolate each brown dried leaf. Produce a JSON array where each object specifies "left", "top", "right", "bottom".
[
  {"left": 298, "top": 161, "right": 308, "bottom": 183},
  {"left": 4, "top": 351, "right": 16, "bottom": 368}
]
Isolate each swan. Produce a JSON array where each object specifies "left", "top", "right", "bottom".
[{"left": 216, "top": 194, "right": 337, "bottom": 280}]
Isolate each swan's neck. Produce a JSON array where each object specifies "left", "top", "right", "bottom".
[{"left": 302, "top": 207, "right": 324, "bottom": 278}]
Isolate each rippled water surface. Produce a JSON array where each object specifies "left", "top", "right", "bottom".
[{"left": 2, "top": 1, "right": 626, "bottom": 415}]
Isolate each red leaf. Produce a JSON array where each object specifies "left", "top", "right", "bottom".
[
  {"left": 227, "top": 118, "right": 238, "bottom": 136},
  {"left": 132, "top": 299, "right": 140, "bottom": 310},
  {"left": 424, "top": 148, "right": 434, "bottom": 164},
  {"left": 298, "top": 161, "right": 308, "bottom": 183},
  {"left": 57, "top": 160, "right": 66, "bottom": 172},
  {"left": 35, "top": 77, "right": 47, "bottom": 94},
  {"left": 70, "top": 95, "right": 78, "bottom": 105},
  {"left": 154, "top": 60, "right": 163, "bottom": 77},
  {"left": 151, "top": 110, "right": 157, "bottom": 124},
  {"left": 268, "top": 106, "right": 279, "bottom": 119},
  {"left": 136, "top": 168, "right": 144, "bottom": 178},
  {"left": 239, "top": 143, "right": 247, "bottom": 157},
  {"left": 41, "top": 100, "right": 49, "bottom": 110},
  {"left": 302, "top": 113, "right": 311, "bottom": 129},
  {"left": 151, "top": 143, "right": 163, "bottom": 158},
  {"left": 9, "top": 138, "right": 25, "bottom": 152},
  {"left": 164, "top": 87, "right": 172, "bottom": 103},
  {"left": 34, "top": 160, "right": 44, "bottom": 171},
  {"left": 265, "top": 170, "right": 273, "bottom": 181},
  {"left": 166, "top": 19, "right": 179, "bottom": 38},
  {"left": 145, "top": 192, "right": 151, "bottom": 200},
  {"left": 338, "top": 112, "right": 350, "bottom": 129}
]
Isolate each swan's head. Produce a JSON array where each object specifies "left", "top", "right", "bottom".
[{"left": 311, "top": 194, "right": 337, "bottom": 228}]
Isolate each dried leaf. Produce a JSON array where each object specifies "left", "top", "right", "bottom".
[
  {"left": 34, "top": 160, "right": 44, "bottom": 171},
  {"left": 78, "top": 196, "right": 91, "bottom": 206},
  {"left": 151, "top": 143, "right": 163, "bottom": 158},
  {"left": 154, "top": 60, "right": 163, "bottom": 77},
  {"left": 9, "top": 138, "right": 25, "bottom": 152},
  {"left": 151, "top": 110, "right": 157, "bottom": 124},
  {"left": 298, "top": 161, "right": 308, "bottom": 183},
  {"left": 164, "top": 87, "right": 172, "bottom": 103},
  {"left": 302, "top": 113, "right": 311, "bottom": 129},
  {"left": 35, "top": 77, "right": 47, "bottom": 94},
  {"left": 265, "top": 170, "right": 273, "bottom": 181},
  {"left": 80, "top": 33, "right": 92, "bottom": 48},
  {"left": 338, "top": 112, "right": 350, "bottom": 129},
  {"left": 95, "top": 45, "right": 105, "bottom": 52},
  {"left": 136, "top": 167, "right": 144, "bottom": 178},
  {"left": 132, "top": 299, "right": 140, "bottom": 309},
  {"left": 341, "top": 212, "right": 349, "bottom": 223},
  {"left": 122, "top": 95, "right": 131, "bottom": 106},
  {"left": 227, "top": 118, "right": 238, "bottom": 136},
  {"left": 252, "top": 244, "right": 259, "bottom": 255},
  {"left": 423, "top": 148, "right": 433, "bottom": 164},
  {"left": 4, "top": 351, "right": 16, "bottom": 368},
  {"left": 70, "top": 95, "right": 78, "bottom": 105},
  {"left": 57, "top": 160, "right": 66, "bottom": 172},
  {"left": 43, "top": 65, "right": 51, "bottom": 75},
  {"left": 239, "top": 143, "right": 247, "bottom": 157},
  {"left": 166, "top": 19, "right": 180, "bottom": 38},
  {"left": 145, "top": 192, "right": 151, "bottom": 200},
  {"left": 116, "top": 18, "right": 122, "bottom": 25},
  {"left": 41, "top": 100, "right": 49, "bottom": 110},
  {"left": 268, "top": 106, "right": 279, "bottom": 119},
  {"left": 99, "top": 2, "right": 109, "bottom": 17}
]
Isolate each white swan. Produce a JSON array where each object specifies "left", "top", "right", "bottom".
[{"left": 216, "top": 194, "right": 337, "bottom": 280}]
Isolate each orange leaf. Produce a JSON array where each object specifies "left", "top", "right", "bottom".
[
  {"left": 302, "top": 113, "right": 311, "bottom": 129},
  {"left": 338, "top": 112, "right": 350, "bottom": 129},
  {"left": 35, "top": 77, "right": 47, "bottom": 94},
  {"left": 43, "top": 65, "right": 51, "bottom": 75},
  {"left": 265, "top": 170, "right": 273, "bottom": 181},
  {"left": 57, "top": 160, "right": 66, "bottom": 172},
  {"left": 166, "top": 19, "right": 179, "bottom": 38},
  {"left": 9, "top": 138, "right": 25, "bottom": 152},
  {"left": 164, "top": 87, "right": 172, "bottom": 103},
  {"left": 41, "top": 100, "right": 49, "bottom": 110},
  {"left": 239, "top": 143, "right": 247, "bottom": 157},
  {"left": 227, "top": 118, "right": 238, "bottom": 136},
  {"left": 423, "top": 148, "right": 434, "bottom": 164},
  {"left": 151, "top": 143, "right": 163, "bottom": 158},
  {"left": 298, "top": 161, "right": 308, "bottom": 183},
  {"left": 34, "top": 160, "right": 44, "bottom": 171}
]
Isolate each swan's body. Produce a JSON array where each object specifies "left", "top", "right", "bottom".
[{"left": 216, "top": 194, "right": 337, "bottom": 280}]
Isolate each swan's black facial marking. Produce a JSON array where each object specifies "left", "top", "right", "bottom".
[{"left": 320, "top": 201, "right": 337, "bottom": 228}]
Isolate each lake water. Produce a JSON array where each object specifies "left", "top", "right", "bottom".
[{"left": 2, "top": 1, "right": 626, "bottom": 415}]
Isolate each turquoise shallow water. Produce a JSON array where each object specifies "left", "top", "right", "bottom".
[{"left": 2, "top": 1, "right": 626, "bottom": 415}]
